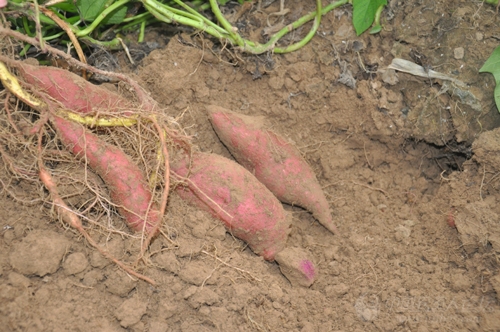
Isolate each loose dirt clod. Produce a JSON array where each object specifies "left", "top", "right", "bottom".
[{"left": 9, "top": 230, "right": 70, "bottom": 277}]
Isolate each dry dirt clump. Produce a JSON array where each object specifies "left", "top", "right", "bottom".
[{"left": 1, "top": 0, "right": 500, "bottom": 331}]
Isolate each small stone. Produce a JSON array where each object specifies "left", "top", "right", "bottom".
[
  {"left": 63, "top": 252, "right": 89, "bottom": 275},
  {"left": 377, "top": 204, "right": 388, "bottom": 212},
  {"left": 360, "top": 308, "right": 378, "bottom": 321},
  {"left": 188, "top": 287, "right": 220, "bottom": 309},
  {"left": 403, "top": 220, "right": 415, "bottom": 227},
  {"left": 105, "top": 272, "right": 137, "bottom": 296},
  {"left": 183, "top": 286, "right": 198, "bottom": 300},
  {"left": 82, "top": 269, "right": 104, "bottom": 287},
  {"left": 476, "top": 32, "right": 483, "bottom": 41},
  {"left": 179, "top": 261, "right": 213, "bottom": 286},
  {"left": 382, "top": 69, "right": 399, "bottom": 85},
  {"left": 154, "top": 251, "right": 180, "bottom": 274},
  {"left": 394, "top": 225, "right": 411, "bottom": 241},
  {"left": 114, "top": 296, "right": 148, "bottom": 328},
  {"left": 332, "top": 283, "right": 349, "bottom": 296},
  {"left": 454, "top": 47, "right": 464, "bottom": 60},
  {"left": 8, "top": 272, "right": 31, "bottom": 288},
  {"left": 267, "top": 283, "right": 283, "bottom": 301}
]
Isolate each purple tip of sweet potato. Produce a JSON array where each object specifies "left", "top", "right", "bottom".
[
  {"left": 274, "top": 247, "right": 317, "bottom": 287},
  {"left": 299, "top": 259, "right": 316, "bottom": 281}
]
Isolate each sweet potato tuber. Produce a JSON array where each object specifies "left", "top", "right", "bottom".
[
  {"left": 17, "top": 63, "right": 135, "bottom": 115},
  {"left": 171, "top": 152, "right": 291, "bottom": 260},
  {"left": 51, "top": 115, "right": 161, "bottom": 235},
  {"left": 274, "top": 247, "right": 317, "bottom": 287},
  {"left": 207, "top": 105, "right": 337, "bottom": 234}
]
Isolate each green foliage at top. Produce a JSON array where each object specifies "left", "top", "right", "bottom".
[
  {"left": 76, "top": 0, "right": 128, "bottom": 24},
  {"left": 5, "top": 0, "right": 384, "bottom": 56},
  {"left": 480, "top": 45, "right": 500, "bottom": 112},
  {"left": 352, "top": 0, "right": 387, "bottom": 36}
]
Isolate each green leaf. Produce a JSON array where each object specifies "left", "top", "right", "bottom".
[
  {"left": 48, "top": 1, "right": 78, "bottom": 13},
  {"left": 101, "top": 5, "right": 128, "bottom": 25},
  {"left": 76, "top": 0, "right": 108, "bottom": 21},
  {"left": 352, "top": 0, "right": 387, "bottom": 36},
  {"left": 480, "top": 45, "right": 500, "bottom": 112}
]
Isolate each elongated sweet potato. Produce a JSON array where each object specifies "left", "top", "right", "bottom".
[
  {"left": 171, "top": 152, "right": 291, "bottom": 260},
  {"left": 51, "top": 115, "right": 161, "bottom": 235},
  {"left": 207, "top": 105, "right": 337, "bottom": 234},
  {"left": 18, "top": 63, "right": 135, "bottom": 115}
]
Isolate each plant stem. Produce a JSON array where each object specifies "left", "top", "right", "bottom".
[
  {"left": 143, "top": 0, "right": 230, "bottom": 39},
  {"left": 273, "top": 0, "right": 323, "bottom": 53},
  {"left": 76, "top": 0, "right": 131, "bottom": 37},
  {"left": 138, "top": 20, "right": 146, "bottom": 43},
  {"left": 369, "top": 3, "right": 384, "bottom": 34},
  {"left": 249, "top": 0, "right": 348, "bottom": 54},
  {"left": 208, "top": 0, "right": 245, "bottom": 47}
]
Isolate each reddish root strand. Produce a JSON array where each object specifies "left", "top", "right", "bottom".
[
  {"left": 4, "top": 91, "right": 20, "bottom": 134},
  {"left": 138, "top": 119, "right": 170, "bottom": 261},
  {"left": 36, "top": 130, "right": 156, "bottom": 285}
]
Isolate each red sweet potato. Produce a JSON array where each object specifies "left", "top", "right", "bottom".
[
  {"left": 207, "top": 105, "right": 337, "bottom": 234},
  {"left": 275, "top": 247, "right": 317, "bottom": 287},
  {"left": 18, "top": 63, "right": 135, "bottom": 116},
  {"left": 51, "top": 115, "right": 161, "bottom": 235},
  {"left": 171, "top": 152, "right": 291, "bottom": 261}
]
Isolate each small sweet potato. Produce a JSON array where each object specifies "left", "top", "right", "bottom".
[
  {"left": 171, "top": 152, "right": 291, "bottom": 260},
  {"left": 274, "top": 247, "right": 317, "bottom": 287},
  {"left": 51, "top": 115, "right": 161, "bottom": 235},
  {"left": 207, "top": 105, "right": 337, "bottom": 234},
  {"left": 18, "top": 63, "right": 135, "bottom": 116}
]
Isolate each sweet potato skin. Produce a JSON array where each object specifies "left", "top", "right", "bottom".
[
  {"left": 171, "top": 152, "right": 291, "bottom": 260},
  {"left": 51, "top": 116, "right": 160, "bottom": 234},
  {"left": 18, "top": 63, "right": 135, "bottom": 115},
  {"left": 207, "top": 105, "right": 337, "bottom": 234}
]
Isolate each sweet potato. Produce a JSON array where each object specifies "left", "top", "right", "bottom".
[
  {"left": 17, "top": 63, "right": 135, "bottom": 115},
  {"left": 171, "top": 152, "right": 291, "bottom": 261},
  {"left": 274, "top": 247, "right": 317, "bottom": 287},
  {"left": 51, "top": 115, "right": 161, "bottom": 235},
  {"left": 207, "top": 105, "right": 337, "bottom": 234}
]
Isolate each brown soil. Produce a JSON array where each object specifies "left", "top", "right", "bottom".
[{"left": 2, "top": 0, "right": 500, "bottom": 331}]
